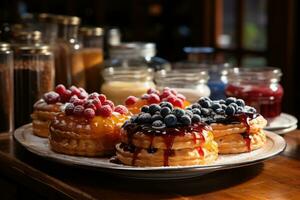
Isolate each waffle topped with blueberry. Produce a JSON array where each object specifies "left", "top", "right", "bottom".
[
  {"left": 115, "top": 102, "right": 218, "bottom": 167},
  {"left": 190, "top": 97, "right": 267, "bottom": 154}
]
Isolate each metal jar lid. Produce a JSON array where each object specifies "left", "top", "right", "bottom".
[
  {"left": 55, "top": 15, "right": 81, "bottom": 25},
  {"left": 79, "top": 27, "right": 103, "bottom": 36},
  {"left": 15, "top": 30, "right": 42, "bottom": 42},
  {"left": 37, "top": 13, "right": 57, "bottom": 23},
  {"left": 16, "top": 45, "right": 52, "bottom": 55}
]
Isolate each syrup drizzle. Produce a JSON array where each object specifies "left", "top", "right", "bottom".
[
  {"left": 233, "top": 113, "right": 253, "bottom": 151},
  {"left": 123, "top": 122, "right": 207, "bottom": 166}
]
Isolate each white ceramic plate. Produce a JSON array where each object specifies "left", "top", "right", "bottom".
[
  {"left": 272, "top": 124, "right": 297, "bottom": 135},
  {"left": 14, "top": 124, "right": 286, "bottom": 180},
  {"left": 265, "top": 113, "right": 298, "bottom": 130}
]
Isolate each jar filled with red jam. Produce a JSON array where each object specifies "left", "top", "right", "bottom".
[{"left": 225, "top": 67, "right": 283, "bottom": 118}]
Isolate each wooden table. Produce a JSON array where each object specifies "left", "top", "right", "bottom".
[{"left": 0, "top": 130, "right": 299, "bottom": 200}]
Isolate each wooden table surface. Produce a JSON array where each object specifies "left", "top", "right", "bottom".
[{"left": 0, "top": 130, "right": 300, "bottom": 200}]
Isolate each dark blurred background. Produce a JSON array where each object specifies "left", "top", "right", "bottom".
[{"left": 1, "top": 0, "right": 300, "bottom": 120}]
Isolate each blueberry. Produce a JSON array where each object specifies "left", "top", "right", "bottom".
[
  {"left": 152, "top": 120, "right": 166, "bottom": 129},
  {"left": 192, "top": 108, "right": 201, "bottom": 115},
  {"left": 192, "top": 103, "right": 201, "bottom": 109},
  {"left": 141, "top": 105, "right": 149, "bottom": 113},
  {"left": 180, "top": 115, "right": 192, "bottom": 125},
  {"left": 159, "top": 102, "right": 173, "bottom": 110},
  {"left": 215, "top": 108, "right": 225, "bottom": 114},
  {"left": 236, "top": 107, "right": 243, "bottom": 114},
  {"left": 225, "top": 105, "right": 236, "bottom": 116},
  {"left": 198, "top": 97, "right": 211, "bottom": 105},
  {"left": 236, "top": 99, "right": 245, "bottom": 107},
  {"left": 149, "top": 104, "right": 161, "bottom": 115},
  {"left": 201, "top": 108, "right": 210, "bottom": 116},
  {"left": 221, "top": 104, "right": 227, "bottom": 110},
  {"left": 186, "top": 107, "right": 192, "bottom": 111},
  {"left": 138, "top": 113, "right": 152, "bottom": 123},
  {"left": 160, "top": 107, "right": 171, "bottom": 117},
  {"left": 172, "top": 108, "right": 185, "bottom": 118},
  {"left": 130, "top": 116, "right": 138, "bottom": 123},
  {"left": 229, "top": 103, "right": 239, "bottom": 110},
  {"left": 214, "top": 115, "right": 226, "bottom": 123},
  {"left": 219, "top": 99, "right": 226, "bottom": 104},
  {"left": 211, "top": 103, "right": 222, "bottom": 110},
  {"left": 226, "top": 97, "right": 236, "bottom": 105},
  {"left": 192, "top": 114, "right": 201, "bottom": 123},
  {"left": 248, "top": 107, "right": 257, "bottom": 113},
  {"left": 201, "top": 100, "right": 211, "bottom": 108},
  {"left": 164, "top": 114, "right": 177, "bottom": 127},
  {"left": 151, "top": 114, "right": 163, "bottom": 122},
  {"left": 185, "top": 110, "right": 193, "bottom": 118}
]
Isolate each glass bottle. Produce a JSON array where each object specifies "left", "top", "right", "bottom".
[
  {"left": 155, "top": 69, "right": 210, "bottom": 103},
  {"left": 79, "top": 27, "right": 104, "bottom": 92},
  {"left": 101, "top": 67, "right": 155, "bottom": 105},
  {"left": 54, "top": 15, "right": 85, "bottom": 87},
  {"left": 225, "top": 67, "right": 283, "bottom": 118},
  {"left": 0, "top": 43, "right": 14, "bottom": 133},
  {"left": 13, "top": 44, "right": 54, "bottom": 128}
]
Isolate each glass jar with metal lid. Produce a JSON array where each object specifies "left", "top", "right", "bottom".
[
  {"left": 0, "top": 43, "right": 14, "bottom": 133},
  {"left": 54, "top": 15, "right": 84, "bottom": 87},
  {"left": 13, "top": 45, "right": 54, "bottom": 128},
  {"left": 101, "top": 67, "right": 155, "bottom": 105},
  {"left": 79, "top": 27, "right": 104, "bottom": 92},
  {"left": 155, "top": 69, "right": 210, "bottom": 103},
  {"left": 225, "top": 67, "right": 283, "bottom": 118},
  {"left": 37, "top": 13, "right": 58, "bottom": 45},
  {"left": 12, "top": 30, "right": 42, "bottom": 45}
]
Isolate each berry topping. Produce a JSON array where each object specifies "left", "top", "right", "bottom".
[
  {"left": 98, "top": 94, "right": 107, "bottom": 104},
  {"left": 84, "top": 108, "right": 95, "bottom": 119},
  {"left": 176, "top": 94, "right": 186, "bottom": 101},
  {"left": 78, "top": 91, "right": 88, "bottom": 99},
  {"left": 192, "top": 114, "right": 201, "bottom": 123},
  {"left": 70, "top": 86, "right": 81, "bottom": 97},
  {"left": 173, "top": 99, "right": 184, "bottom": 108},
  {"left": 65, "top": 103, "right": 75, "bottom": 115},
  {"left": 92, "top": 99, "right": 102, "bottom": 110},
  {"left": 147, "top": 93, "right": 160, "bottom": 104},
  {"left": 73, "top": 105, "right": 85, "bottom": 116},
  {"left": 141, "top": 94, "right": 150, "bottom": 99},
  {"left": 225, "top": 97, "right": 236, "bottom": 105},
  {"left": 125, "top": 96, "right": 138, "bottom": 106},
  {"left": 114, "top": 105, "right": 128, "bottom": 115},
  {"left": 60, "top": 89, "right": 72, "bottom": 103},
  {"left": 138, "top": 113, "right": 152, "bottom": 124},
  {"left": 88, "top": 92, "right": 99, "bottom": 100},
  {"left": 236, "top": 99, "right": 245, "bottom": 107},
  {"left": 97, "top": 105, "right": 113, "bottom": 117},
  {"left": 159, "top": 102, "right": 173, "bottom": 110},
  {"left": 172, "top": 108, "right": 185, "bottom": 118},
  {"left": 43, "top": 92, "right": 60, "bottom": 104},
  {"left": 55, "top": 84, "right": 66, "bottom": 95},
  {"left": 103, "top": 100, "right": 115, "bottom": 110},
  {"left": 84, "top": 100, "right": 97, "bottom": 110},
  {"left": 152, "top": 120, "right": 166, "bottom": 129},
  {"left": 192, "top": 108, "right": 201, "bottom": 115},
  {"left": 160, "top": 107, "right": 171, "bottom": 117},
  {"left": 147, "top": 88, "right": 159, "bottom": 94},
  {"left": 69, "top": 95, "right": 79, "bottom": 103},
  {"left": 73, "top": 98, "right": 85, "bottom": 106},
  {"left": 180, "top": 115, "right": 191, "bottom": 125},
  {"left": 151, "top": 114, "right": 163, "bottom": 122},
  {"left": 149, "top": 104, "right": 161, "bottom": 115},
  {"left": 164, "top": 114, "right": 177, "bottom": 127},
  {"left": 141, "top": 105, "right": 149, "bottom": 113}
]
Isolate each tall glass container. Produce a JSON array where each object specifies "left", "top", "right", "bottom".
[
  {"left": 0, "top": 43, "right": 13, "bottom": 133},
  {"left": 13, "top": 45, "right": 54, "bottom": 128},
  {"left": 79, "top": 27, "right": 104, "bottom": 92},
  {"left": 37, "top": 13, "right": 58, "bottom": 45},
  {"left": 54, "top": 15, "right": 84, "bottom": 87}
]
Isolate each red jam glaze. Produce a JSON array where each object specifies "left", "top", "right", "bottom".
[
  {"left": 226, "top": 83, "right": 283, "bottom": 118},
  {"left": 122, "top": 122, "right": 207, "bottom": 166}
]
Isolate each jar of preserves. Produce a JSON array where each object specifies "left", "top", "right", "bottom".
[
  {"left": 79, "top": 27, "right": 104, "bottom": 92},
  {"left": 155, "top": 69, "right": 210, "bottom": 103},
  {"left": 54, "top": 15, "right": 84, "bottom": 87},
  {"left": 101, "top": 67, "right": 155, "bottom": 105},
  {"left": 225, "top": 67, "right": 283, "bottom": 118},
  {"left": 13, "top": 45, "right": 55, "bottom": 128},
  {"left": 0, "top": 43, "right": 14, "bottom": 133}
]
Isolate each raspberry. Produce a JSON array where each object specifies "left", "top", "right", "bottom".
[
  {"left": 69, "top": 95, "right": 79, "bottom": 103},
  {"left": 170, "top": 89, "right": 178, "bottom": 95},
  {"left": 141, "top": 94, "right": 150, "bottom": 100},
  {"left": 114, "top": 105, "right": 128, "bottom": 115},
  {"left": 88, "top": 92, "right": 99, "bottom": 100},
  {"left": 98, "top": 94, "right": 107, "bottom": 104},
  {"left": 60, "top": 89, "right": 72, "bottom": 103},
  {"left": 69, "top": 86, "right": 81, "bottom": 96},
  {"left": 166, "top": 95, "right": 177, "bottom": 104},
  {"left": 92, "top": 99, "right": 102, "bottom": 110},
  {"left": 78, "top": 92, "right": 88, "bottom": 99},
  {"left": 103, "top": 100, "right": 115, "bottom": 110},
  {"left": 97, "top": 105, "right": 112, "bottom": 117},
  {"left": 44, "top": 92, "right": 60, "bottom": 104},
  {"left": 176, "top": 93, "right": 186, "bottom": 101},
  {"left": 73, "top": 98, "right": 85, "bottom": 106},
  {"left": 147, "top": 88, "right": 158, "bottom": 94},
  {"left": 163, "top": 87, "right": 170, "bottom": 92},
  {"left": 84, "top": 100, "right": 97, "bottom": 110},
  {"left": 55, "top": 84, "right": 66, "bottom": 95},
  {"left": 147, "top": 93, "right": 160, "bottom": 104},
  {"left": 73, "top": 105, "right": 84, "bottom": 116},
  {"left": 173, "top": 98, "right": 184, "bottom": 108},
  {"left": 84, "top": 108, "right": 95, "bottom": 119},
  {"left": 78, "top": 87, "right": 86, "bottom": 93},
  {"left": 160, "top": 90, "right": 172, "bottom": 99},
  {"left": 125, "top": 96, "right": 138, "bottom": 106},
  {"left": 65, "top": 103, "right": 75, "bottom": 115}
]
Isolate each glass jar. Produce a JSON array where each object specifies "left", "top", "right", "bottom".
[
  {"left": 101, "top": 67, "right": 155, "bottom": 105},
  {"left": 37, "top": 13, "right": 58, "bottom": 45},
  {"left": 225, "top": 67, "right": 283, "bottom": 118},
  {"left": 155, "top": 69, "right": 210, "bottom": 103},
  {"left": 0, "top": 43, "right": 14, "bottom": 133},
  {"left": 13, "top": 45, "right": 55, "bottom": 128},
  {"left": 54, "top": 15, "right": 85, "bottom": 87},
  {"left": 79, "top": 27, "right": 104, "bottom": 92},
  {"left": 183, "top": 46, "right": 215, "bottom": 64},
  {"left": 13, "top": 30, "right": 42, "bottom": 45}
]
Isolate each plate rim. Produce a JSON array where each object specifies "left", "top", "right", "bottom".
[
  {"left": 14, "top": 124, "right": 286, "bottom": 173},
  {"left": 265, "top": 113, "right": 298, "bottom": 130}
]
